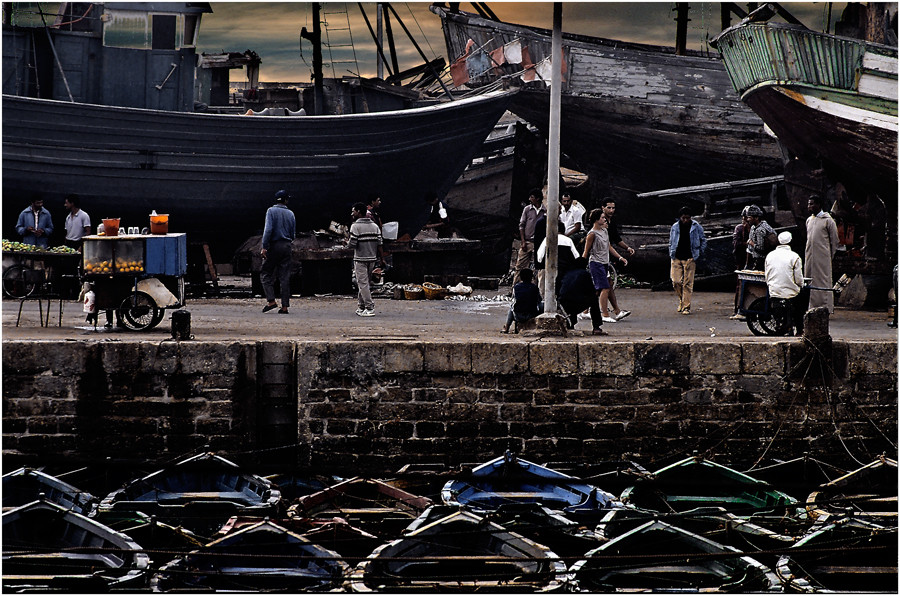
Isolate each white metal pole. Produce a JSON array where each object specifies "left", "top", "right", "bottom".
[{"left": 544, "top": 2, "right": 563, "bottom": 313}]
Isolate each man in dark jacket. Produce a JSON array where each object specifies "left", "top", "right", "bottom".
[{"left": 260, "top": 190, "right": 296, "bottom": 314}]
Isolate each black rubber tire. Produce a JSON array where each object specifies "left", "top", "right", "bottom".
[
  {"left": 746, "top": 297, "right": 791, "bottom": 336},
  {"left": 119, "top": 292, "right": 161, "bottom": 331},
  {"left": 2, "top": 265, "right": 39, "bottom": 298}
]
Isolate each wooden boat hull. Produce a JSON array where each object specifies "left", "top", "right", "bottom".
[
  {"left": 571, "top": 519, "right": 781, "bottom": 592},
  {"left": 153, "top": 520, "right": 349, "bottom": 592},
  {"left": 713, "top": 17, "right": 898, "bottom": 202},
  {"left": 3, "top": 499, "right": 149, "bottom": 592},
  {"left": 2, "top": 91, "right": 513, "bottom": 258},
  {"left": 349, "top": 509, "right": 568, "bottom": 592},
  {"left": 431, "top": 7, "right": 784, "bottom": 223}
]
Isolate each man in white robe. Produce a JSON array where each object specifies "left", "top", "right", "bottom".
[{"left": 804, "top": 194, "right": 839, "bottom": 312}]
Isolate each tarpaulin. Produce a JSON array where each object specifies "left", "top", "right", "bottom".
[
  {"left": 504, "top": 40, "right": 522, "bottom": 64},
  {"left": 520, "top": 46, "right": 535, "bottom": 82}
]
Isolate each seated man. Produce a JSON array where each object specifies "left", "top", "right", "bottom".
[
  {"left": 503, "top": 268, "right": 542, "bottom": 334},
  {"left": 764, "top": 231, "right": 809, "bottom": 336},
  {"left": 558, "top": 257, "right": 606, "bottom": 335}
]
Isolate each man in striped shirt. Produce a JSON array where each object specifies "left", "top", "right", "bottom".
[{"left": 348, "top": 202, "right": 384, "bottom": 317}]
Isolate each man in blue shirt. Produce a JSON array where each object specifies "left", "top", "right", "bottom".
[
  {"left": 16, "top": 195, "right": 53, "bottom": 248},
  {"left": 668, "top": 206, "right": 707, "bottom": 315},
  {"left": 260, "top": 190, "right": 296, "bottom": 314}
]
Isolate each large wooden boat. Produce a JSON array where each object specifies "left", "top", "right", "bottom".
[
  {"left": 2, "top": 3, "right": 513, "bottom": 259},
  {"left": 712, "top": 4, "right": 898, "bottom": 204},
  {"left": 2, "top": 467, "right": 97, "bottom": 516},
  {"left": 430, "top": 5, "right": 785, "bottom": 225}
]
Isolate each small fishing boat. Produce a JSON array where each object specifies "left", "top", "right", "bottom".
[
  {"left": 152, "top": 519, "right": 349, "bottom": 592},
  {"left": 430, "top": 5, "right": 784, "bottom": 222},
  {"left": 570, "top": 519, "right": 782, "bottom": 592},
  {"left": 348, "top": 508, "right": 569, "bottom": 592},
  {"left": 442, "top": 451, "right": 620, "bottom": 516},
  {"left": 776, "top": 517, "right": 898, "bottom": 593},
  {"left": 214, "top": 514, "right": 382, "bottom": 564},
  {"left": 3, "top": 499, "right": 150, "bottom": 592},
  {"left": 2, "top": 466, "right": 97, "bottom": 516},
  {"left": 288, "top": 477, "right": 433, "bottom": 539},
  {"left": 620, "top": 455, "right": 798, "bottom": 515},
  {"left": 98, "top": 452, "right": 282, "bottom": 538},
  {"left": 712, "top": 3, "right": 898, "bottom": 204},
  {"left": 805, "top": 456, "right": 897, "bottom": 525},
  {"left": 745, "top": 454, "right": 849, "bottom": 500}
]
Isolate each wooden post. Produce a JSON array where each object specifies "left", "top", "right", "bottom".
[
  {"left": 543, "top": 3, "right": 562, "bottom": 318},
  {"left": 674, "top": 3, "right": 690, "bottom": 56},
  {"left": 300, "top": 3, "right": 324, "bottom": 115}
]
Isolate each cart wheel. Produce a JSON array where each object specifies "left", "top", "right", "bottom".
[
  {"left": 150, "top": 308, "right": 166, "bottom": 329},
  {"left": 746, "top": 297, "right": 791, "bottom": 336},
  {"left": 3, "top": 265, "right": 39, "bottom": 298},
  {"left": 607, "top": 263, "right": 618, "bottom": 290},
  {"left": 119, "top": 292, "right": 161, "bottom": 331}
]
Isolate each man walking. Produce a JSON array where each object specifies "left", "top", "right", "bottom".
[
  {"left": 260, "top": 190, "right": 296, "bottom": 314},
  {"left": 668, "top": 206, "right": 707, "bottom": 315},
  {"left": 63, "top": 194, "right": 91, "bottom": 250},
  {"left": 514, "top": 188, "right": 545, "bottom": 285},
  {"left": 16, "top": 194, "right": 53, "bottom": 248},
  {"left": 805, "top": 194, "right": 839, "bottom": 311},
  {"left": 349, "top": 202, "right": 383, "bottom": 317},
  {"left": 765, "top": 231, "right": 808, "bottom": 335}
]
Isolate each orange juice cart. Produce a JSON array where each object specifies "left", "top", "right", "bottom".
[{"left": 82, "top": 233, "right": 186, "bottom": 331}]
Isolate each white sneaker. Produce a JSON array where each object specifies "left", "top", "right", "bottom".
[
  {"left": 355, "top": 308, "right": 365, "bottom": 316},
  {"left": 360, "top": 309, "right": 375, "bottom": 317},
  {"left": 602, "top": 316, "right": 617, "bottom": 324},
  {"left": 615, "top": 310, "right": 631, "bottom": 321}
]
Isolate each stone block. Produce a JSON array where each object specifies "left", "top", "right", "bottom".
[
  {"left": 634, "top": 342, "right": 690, "bottom": 375},
  {"left": 424, "top": 343, "right": 471, "bottom": 373},
  {"left": 530, "top": 342, "right": 578, "bottom": 375},
  {"left": 690, "top": 343, "right": 741, "bottom": 374},
  {"left": 472, "top": 343, "right": 529, "bottom": 375},
  {"left": 579, "top": 342, "right": 634, "bottom": 376},
  {"left": 2, "top": 342, "right": 46, "bottom": 374},
  {"left": 847, "top": 341, "right": 898, "bottom": 376},
  {"left": 327, "top": 343, "right": 383, "bottom": 381},
  {"left": 178, "top": 342, "right": 237, "bottom": 374},
  {"left": 417, "top": 421, "right": 446, "bottom": 438},
  {"left": 381, "top": 343, "right": 424, "bottom": 372},
  {"left": 742, "top": 343, "right": 786, "bottom": 375},
  {"left": 446, "top": 421, "right": 479, "bottom": 438},
  {"left": 141, "top": 341, "right": 180, "bottom": 374}
]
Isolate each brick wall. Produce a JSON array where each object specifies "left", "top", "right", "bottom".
[{"left": 2, "top": 339, "right": 896, "bottom": 474}]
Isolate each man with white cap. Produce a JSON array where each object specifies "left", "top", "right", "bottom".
[{"left": 764, "top": 231, "right": 809, "bottom": 335}]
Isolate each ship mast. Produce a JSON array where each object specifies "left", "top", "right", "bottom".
[{"left": 300, "top": 2, "right": 325, "bottom": 115}]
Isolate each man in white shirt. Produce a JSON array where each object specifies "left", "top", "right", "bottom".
[
  {"left": 64, "top": 194, "right": 91, "bottom": 250},
  {"left": 559, "top": 191, "right": 585, "bottom": 240},
  {"left": 764, "top": 231, "right": 808, "bottom": 336}
]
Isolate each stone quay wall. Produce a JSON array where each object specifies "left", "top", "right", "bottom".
[{"left": 3, "top": 339, "right": 896, "bottom": 474}]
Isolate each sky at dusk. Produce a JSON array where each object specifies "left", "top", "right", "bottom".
[{"left": 198, "top": 2, "right": 847, "bottom": 83}]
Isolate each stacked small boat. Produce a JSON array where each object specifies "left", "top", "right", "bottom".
[{"left": 2, "top": 451, "right": 895, "bottom": 592}]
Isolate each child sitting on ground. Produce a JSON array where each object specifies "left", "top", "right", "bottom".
[{"left": 503, "top": 268, "right": 543, "bottom": 334}]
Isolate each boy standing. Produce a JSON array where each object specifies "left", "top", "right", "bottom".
[{"left": 349, "top": 202, "right": 384, "bottom": 317}]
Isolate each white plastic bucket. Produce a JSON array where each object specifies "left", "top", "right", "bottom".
[{"left": 382, "top": 221, "right": 399, "bottom": 240}]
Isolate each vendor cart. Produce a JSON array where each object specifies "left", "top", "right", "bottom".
[
  {"left": 736, "top": 270, "right": 811, "bottom": 336},
  {"left": 82, "top": 233, "right": 187, "bottom": 331},
  {"left": 2, "top": 248, "right": 81, "bottom": 299}
]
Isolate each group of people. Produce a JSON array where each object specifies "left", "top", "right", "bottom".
[
  {"left": 729, "top": 194, "right": 840, "bottom": 334},
  {"left": 14, "top": 194, "right": 93, "bottom": 250},
  {"left": 506, "top": 189, "right": 637, "bottom": 335},
  {"left": 507, "top": 187, "right": 846, "bottom": 337}
]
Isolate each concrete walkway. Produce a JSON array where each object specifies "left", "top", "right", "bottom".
[{"left": 3, "top": 285, "right": 896, "bottom": 343}]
